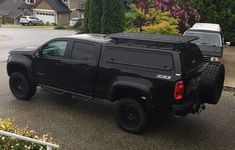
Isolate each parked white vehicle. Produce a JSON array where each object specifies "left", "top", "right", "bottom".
[
  {"left": 69, "top": 18, "right": 84, "bottom": 26},
  {"left": 20, "top": 16, "right": 43, "bottom": 26}
]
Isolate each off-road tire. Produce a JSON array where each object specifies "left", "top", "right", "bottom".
[
  {"left": 116, "top": 98, "right": 147, "bottom": 133},
  {"left": 199, "top": 63, "right": 225, "bottom": 104},
  {"left": 9, "top": 72, "right": 36, "bottom": 100}
]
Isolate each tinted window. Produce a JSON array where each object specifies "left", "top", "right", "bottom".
[
  {"left": 184, "top": 31, "right": 222, "bottom": 47},
  {"left": 72, "top": 41, "right": 96, "bottom": 60},
  {"left": 106, "top": 47, "right": 173, "bottom": 70},
  {"left": 41, "top": 41, "right": 67, "bottom": 57},
  {"left": 29, "top": 17, "right": 38, "bottom": 20}
]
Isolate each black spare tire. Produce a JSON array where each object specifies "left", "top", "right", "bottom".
[{"left": 199, "top": 63, "right": 225, "bottom": 104}]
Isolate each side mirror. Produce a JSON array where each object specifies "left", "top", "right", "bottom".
[{"left": 33, "top": 50, "right": 40, "bottom": 58}]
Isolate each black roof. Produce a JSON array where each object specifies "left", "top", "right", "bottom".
[
  {"left": 0, "top": 0, "right": 24, "bottom": 18},
  {"left": 34, "top": 0, "right": 71, "bottom": 13},
  {"left": 109, "top": 32, "right": 199, "bottom": 44}
]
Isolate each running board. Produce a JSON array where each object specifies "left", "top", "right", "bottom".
[
  {"left": 39, "top": 84, "right": 93, "bottom": 102},
  {"left": 72, "top": 94, "right": 93, "bottom": 102}
]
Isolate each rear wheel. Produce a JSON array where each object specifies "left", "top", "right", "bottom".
[
  {"left": 116, "top": 98, "right": 147, "bottom": 133},
  {"left": 9, "top": 72, "right": 36, "bottom": 100},
  {"left": 28, "top": 22, "right": 32, "bottom": 26},
  {"left": 199, "top": 63, "right": 225, "bottom": 104}
]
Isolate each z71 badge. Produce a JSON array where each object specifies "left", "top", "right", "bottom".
[{"left": 156, "top": 74, "right": 172, "bottom": 80}]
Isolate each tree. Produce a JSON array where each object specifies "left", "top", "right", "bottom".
[
  {"left": 88, "top": 0, "right": 103, "bottom": 33},
  {"left": 192, "top": 0, "right": 235, "bottom": 41},
  {"left": 131, "top": 0, "right": 200, "bottom": 33},
  {"left": 101, "top": 0, "right": 126, "bottom": 34},
  {"left": 84, "top": 0, "right": 90, "bottom": 32},
  {"left": 126, "top": 4, "right": 179, "bottom": 35},
  {"left": 152, "top": 0, "right": 200, "bottom": 33}
]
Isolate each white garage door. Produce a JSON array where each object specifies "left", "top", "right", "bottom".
[{"left": 35, "top": 12, "right": 55, "bottom": 24}]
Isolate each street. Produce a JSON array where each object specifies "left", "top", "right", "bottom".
[
  {"left": 0, "top": 28, "right": 75, "bottom": 61},
  {"left": 0, "top": 28, "right": 235, "bottom": 150}
]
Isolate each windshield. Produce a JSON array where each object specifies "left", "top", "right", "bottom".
[{"left": 184, "top": 31, "right": 222, "bottom": 47}]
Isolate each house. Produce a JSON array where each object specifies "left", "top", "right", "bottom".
[
  {"left": 0, "top": 0, "right": 25, "bottom": 24},
  {"left": 19, "top": 0, "right": 85, "bottom": 25}
]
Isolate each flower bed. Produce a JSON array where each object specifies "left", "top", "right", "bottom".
[{"left": 0, "top": 119, "right": 56, "bottom": 150}]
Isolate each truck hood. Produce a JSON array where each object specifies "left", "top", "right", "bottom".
[
  {"left": 9, "top": 46, "right": 38, "bottom": 56},
  {"left": 197, "top": 45, "right": 223, "bottom": 57}
]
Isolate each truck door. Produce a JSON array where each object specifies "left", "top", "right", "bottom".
[
  {"left": 66, "top": 40, "right": 101, "bottom": 95},
  {"left": 34, "top": 40, "right": 71, "bottom": 90}
]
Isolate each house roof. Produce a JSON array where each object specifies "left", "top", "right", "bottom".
[
  {"left": 33, "top": 0, "right": 71, "bottom": 13},
  {"left": 0, "top": 0, "right": 24, "bottom": 18},
  {"left": 0, "top": 10, "right": 9, "bottom": 16},
  {"left": 18, "top": 3, "right": 34, "bottom": 10}
]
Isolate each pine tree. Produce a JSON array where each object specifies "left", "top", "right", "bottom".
[
  {"left": 101, "top": 0, "right": 126, "bottom": 34},
  {"left": 88, "top": 0, "right": 103, "bottom": 33},
  {"left": 84, "top": 0, "right": 90, "bottom": 32}
]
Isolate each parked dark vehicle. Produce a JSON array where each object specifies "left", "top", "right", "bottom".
[
  {"left": 7, "top": 33, "right": 225, "bottom": 133},
  {"left": 183, "top": 23, "right": 230, "bottom": 63}
]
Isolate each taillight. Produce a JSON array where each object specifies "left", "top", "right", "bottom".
[{"left": 174, "top": 81, "right": 185, "bottom": 101}]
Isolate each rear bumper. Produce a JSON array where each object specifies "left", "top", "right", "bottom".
[{"left": 172, "top": 95, "right": 200, "bottom": 116}]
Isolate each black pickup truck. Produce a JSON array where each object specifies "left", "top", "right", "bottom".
[{"left": 7, "top": 33, "right": 225, "bottom": 133}]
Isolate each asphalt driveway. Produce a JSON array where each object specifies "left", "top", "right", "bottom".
[{"left": 0, "top": 64, "right": 235, "bottom": 150}]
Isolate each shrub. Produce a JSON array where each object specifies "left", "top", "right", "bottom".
[
  {"left": 45, "top": 22, "right": 51, "bottom": 26},
  {"left": 73, "top": 19, "right": 84, "bottom": 29},
  {"left": 101, "top": 0, "right": 126, "bottom": 34},
  {"left": 132, "top": 0, "right": 200, "bottom": 33},
  {"left": 126, "top": 4, "right": 180, "bottom": 35},
  {"left": 0, "top": 119, "right": 55, "bottom": 150},
  {"left": 88, "top": 0, "right": 103, "bottom": 33},
  {"left": 84, "top": 0, "right": 91, "bottom": 32},
  {"left": 142, "top": 21, "right": 180, "bottom": 35},
  {"left": 85, "top": 0, "right": 126, "bottom": 34}
]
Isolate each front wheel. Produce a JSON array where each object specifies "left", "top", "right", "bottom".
[
  {"left": 116, "top": 98, "right": 147, "bottom": 133},
  {"left": 28, "top": 22, "right": 32, "bottom": 26},
  {"left": 9, "top": 72, "right": 36, "bottom": 100}
]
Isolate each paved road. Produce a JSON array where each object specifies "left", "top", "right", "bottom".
[
  {"left": 0, "top": 62, "right": 234, "bottom": 150},
  {"left": 0, "top": 28, "right": 75, "bottom": 61}
]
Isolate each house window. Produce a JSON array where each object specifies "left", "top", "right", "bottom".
[
  {"left": 26, "top": 0, "right": 36, "bottom": 4},
  {"left": 80, "top": 1, "right": 85, "bottom": 9},
  {"left": 63, "top": 0, "right": 70, "bottom": 8}
]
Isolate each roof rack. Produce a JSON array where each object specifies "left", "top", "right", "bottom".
[{"left": 108, "top": 32, "right": 198, "bottom": 44}]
